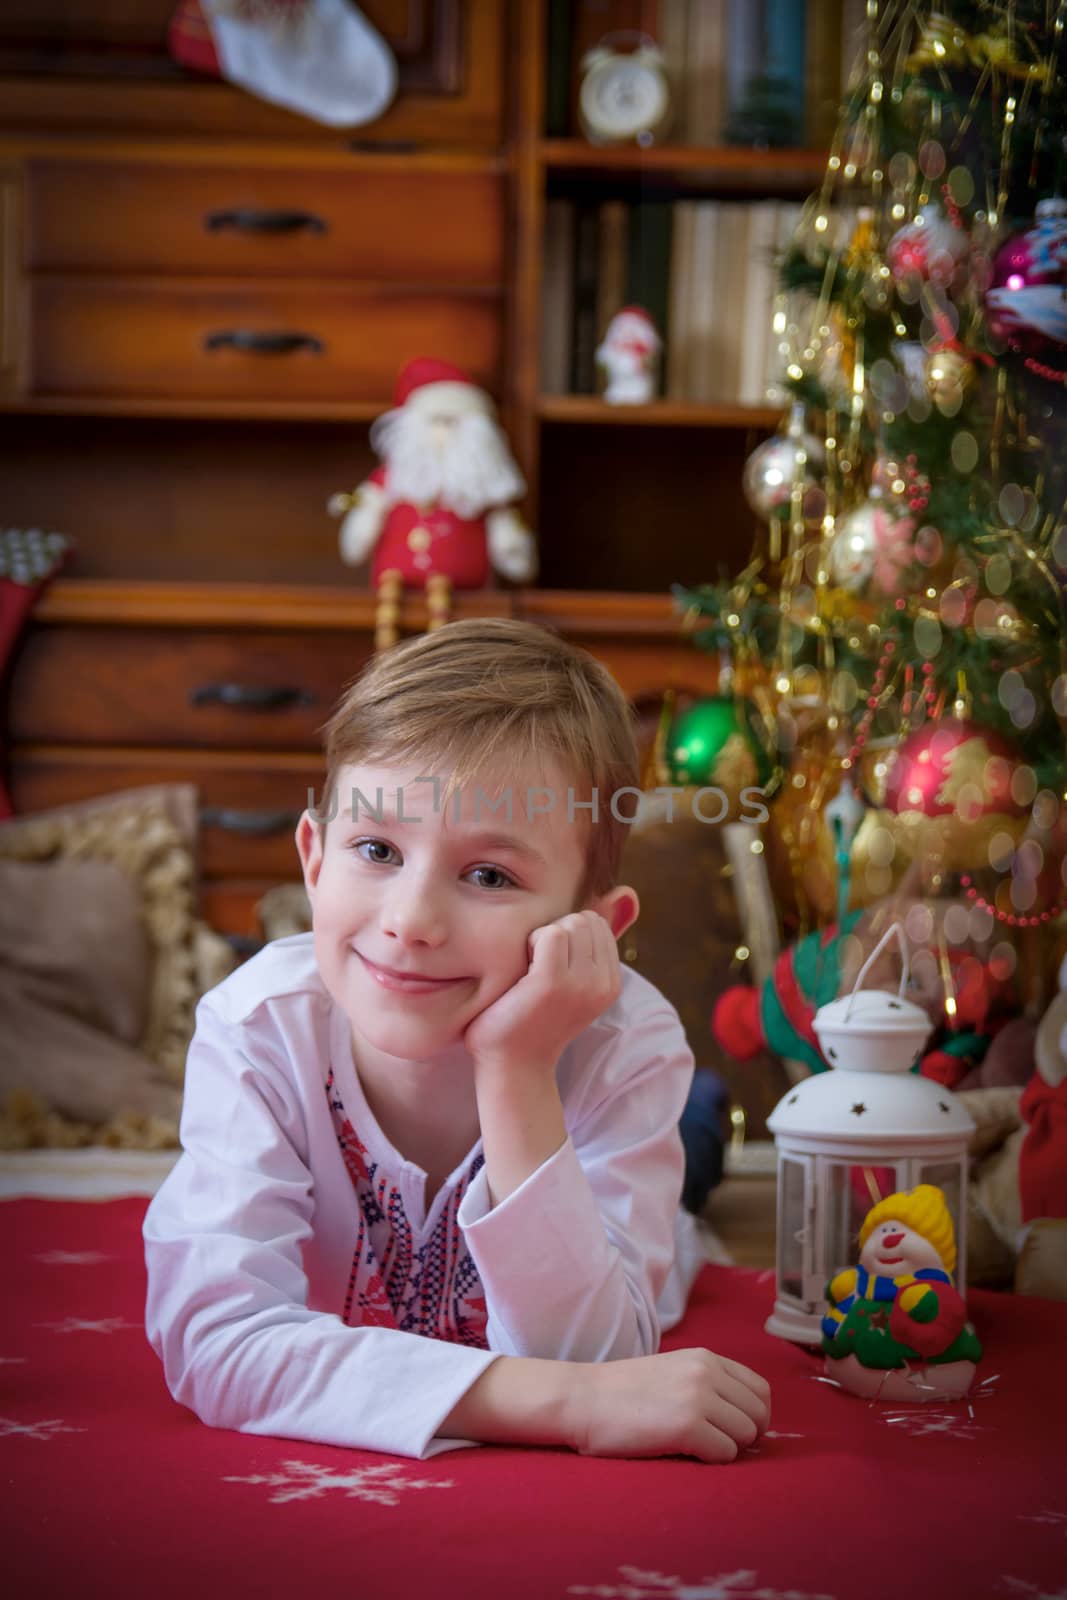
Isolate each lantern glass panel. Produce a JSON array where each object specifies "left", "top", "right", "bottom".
[
  {"left": 822, "top": 1160, "right": 902, "bottom": 1280},
  {"left": 779, "top": 1156, "right": 807, "bottom": 1301}
]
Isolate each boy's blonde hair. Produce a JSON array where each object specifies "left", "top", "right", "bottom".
[{"left": 319, "top": 618, "right": 639, "bottom": 900}]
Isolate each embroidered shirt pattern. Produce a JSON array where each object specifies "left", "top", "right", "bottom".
[{"left": 325, "top": 1066, "right": 489, "bottom": 1348}]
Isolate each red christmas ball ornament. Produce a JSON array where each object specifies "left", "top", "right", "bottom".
[
  {"left": 985, "top": 198, "right": 1067, "bottom": 358},
  {"left": 884, "top": 719, "right": 1022, "bottom": 819},
  {"left": 883, "top": 719, "right": 1028, "bottom": 873}
]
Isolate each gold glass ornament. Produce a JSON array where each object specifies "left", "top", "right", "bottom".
[{"left": 926, "top": 347, "right": 975, "bottom": 407}]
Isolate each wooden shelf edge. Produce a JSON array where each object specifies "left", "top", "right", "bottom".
[
  {"left": 538, "top": 396, "right": 784, "bottom": 428},
  {"left": 33, "top": 579, "right": 693, "bottom": 638},
  {"left": 11, "top": 743, "right": 323, "bottom": 772},
  {"left": 541, "top": 138, "right": 828, "bottom": 182},
  {"left": 0, "top": 132, "right": 507, "bottom": 174}
]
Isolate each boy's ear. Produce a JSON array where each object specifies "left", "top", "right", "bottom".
[
  {"left": 591, "top": 884, "right": 640, "bottom": 941},
  {"left": 295, "top": 810, "right": 325, "bottom": 898}
]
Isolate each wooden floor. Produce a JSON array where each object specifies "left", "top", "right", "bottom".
[{"left": 702, "top": 1174, "right": 777, "bottom": 1269}]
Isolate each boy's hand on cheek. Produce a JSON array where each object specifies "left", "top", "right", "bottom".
[{"left": 463, "top": 910, "right": 622, "bottom": 1077}]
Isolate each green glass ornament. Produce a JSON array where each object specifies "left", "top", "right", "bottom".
[{"left": 667, "top": 697, "right": 770, "bottom": 792}]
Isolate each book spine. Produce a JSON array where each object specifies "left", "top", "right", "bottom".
[
  {"left": 658, "top": 0, "right": 689, "bottom": 143},
  {"left": 596, "top": 200, "right": 630, "bottom": 344},
  {"left": 764, "top": 0, "right": 806, "bottom": 145},
  {"left": 540, "top": 199, "right": 576, "bottom": 395},
  {"left": 688, "top": 199, "right": 720, "bottom": 402},
  {"left": 724, "top": 0, "right": 764, "bottom": 124},
  {"left": 805, "top": 0, "right": 843, "bottom": 147},
  {"left": 571, "top": 202, "right": 601, "bottom": 395},
  {"left": 625, "top": 199, "right": 673, "bottom": 395},
  {"left": 716, "top": 202, "right": 751, "bottom": 401},
  {"left": 544, "top": 0, "right": 573, "bottom": 137},
  {"left": 738, "top": 200, "right": 780, "bottom": 406},
  {"left": 683, "top": 0, "right": 727, "bottom": 147},
  {"left": 667, "top": 199, "right": 697, "bottom": 398}
]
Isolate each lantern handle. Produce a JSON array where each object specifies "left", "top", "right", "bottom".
[{"left": 843, "top": 920, "right": 910, "bottom": 1021}]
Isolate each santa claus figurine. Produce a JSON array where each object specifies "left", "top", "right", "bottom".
[
  {"left": 329, "top": 358, "right": 537, "bottom": 649},
  {"left": 595, "top": 305, "right": 661, "bottom": 404}
]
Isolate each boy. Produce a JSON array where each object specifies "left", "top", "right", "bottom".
[{"left": 143, "top": 618, "right": 770, "bottom": 1463}]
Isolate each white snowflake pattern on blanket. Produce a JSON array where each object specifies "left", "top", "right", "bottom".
[
  {"left": 222, "top": 1459, "right": 455, "bottom": 1507},
  {"left": 568, "top": 1566, "right": 836, "bottom": 1600}
]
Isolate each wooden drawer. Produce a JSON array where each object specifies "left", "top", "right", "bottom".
[
  {"left": 8, "top": 626, "right": 371, "bottom": 750},
  {"left": 8, "top": 747, "right": 322, "bottom": 880},
  {"left": 25, "top": 159, "right": 505, "bottom": 286},
  {"left": 29, "top": 280, "right": 502, "bottom": 403}
]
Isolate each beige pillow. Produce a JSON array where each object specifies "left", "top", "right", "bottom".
[{"left": 0, "top": 784, "right": 237, "bottom": 1148}]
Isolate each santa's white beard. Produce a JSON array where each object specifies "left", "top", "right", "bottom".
[{"left": 371, "top": 407, "right": 526, "bottom": 519}]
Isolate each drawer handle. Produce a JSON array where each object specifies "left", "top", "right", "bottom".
[
  {"left": 200, "top": 806, "right": 302, "bottom": 837},
  {"left": 203, "top": 330, "right": 325, "bottom": 356},
  {"left": 205, "top": 207, "right": 328, "bottom": 235},
  {"left": 190, "top": 682, "right": 316, "bottom": 711}
]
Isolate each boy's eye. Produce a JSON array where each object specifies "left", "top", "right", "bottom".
[
  {"left": 466, "top": 864, "right": 516, "bottom": 890},
  {"left": 354, "top": 839, "right": 400, "bottom": 865}
]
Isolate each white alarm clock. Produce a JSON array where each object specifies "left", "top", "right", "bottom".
[{"left": 578, "top": 34, "right": 672, "bottom": 147}]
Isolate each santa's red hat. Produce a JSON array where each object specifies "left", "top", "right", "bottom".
[
  {"left": 392, "top": 357, "right": 494, "bottom": 418},
  {"left": 606, "top": 306, "right": 661, "bottom": 350}
]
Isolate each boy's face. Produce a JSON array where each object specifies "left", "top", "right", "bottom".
[{"left": 296, "top": 760, "right": 637, "bottom": 1063}]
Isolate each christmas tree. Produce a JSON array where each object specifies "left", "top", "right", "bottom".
[{"left": 673, "top": 0, "right": 1067, "bottom": 1040}]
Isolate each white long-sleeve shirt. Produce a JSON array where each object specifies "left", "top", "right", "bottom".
[{"left": 142, "top": 933, "right": 709, "bottom": 1460}]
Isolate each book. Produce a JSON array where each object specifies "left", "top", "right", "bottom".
[
  {"left": 765, "top": 200, "right": 804, "bottom": 400},
  {"left": 840, "top": 0, "right": 867, "bottom": 93},
  {"left": 570, "top": 201, "right": 601, "bottom": 395},
  {"left": 724, "top": 0, "right": 807, "bottom": 147},
  {"left": 625, "top": 199, "right": 673, "bottom": 392},
  {"left": 667, "top": 199, "right": 697, "bottom": 397},
  {"left": 595, "top": 200, "right": 630, "bottom": 345},
  {"left": 658, "top": 0, "right": 690, "bottom": 143},
  {"left": 737, "top": 200, "right": 780, "bottom": 406},
  {"left": 540, "top": 199, "right": 575, "bottom": 395},
  {"left": 713, "top": 202, "right": 751, "bottom": 399},
  {"left": 544, "top": 0, "right": 573, "bottom": 137},
  {"left": 684, "top": 0, "right": 727, "bottom": 147},
  {"left": 805, "top": 0, "right": 844, "bottom": 146},
  {"left": 687, "top": 199, "right": 721, "bottom": 401}
]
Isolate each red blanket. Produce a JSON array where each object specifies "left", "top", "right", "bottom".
[{"left": 4, "top": 1197, "right": 1066, "bottom": 1600}]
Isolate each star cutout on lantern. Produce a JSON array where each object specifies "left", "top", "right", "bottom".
[{"left": 850, "top": 1102, "right": 867, "bottom": 1116}]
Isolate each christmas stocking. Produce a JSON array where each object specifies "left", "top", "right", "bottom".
[
  {"left": 168, "top": 0, "right": 397, "bottom": 128},
  {"left": 0, "top": 529, "right": 75, "bottom": 820}
]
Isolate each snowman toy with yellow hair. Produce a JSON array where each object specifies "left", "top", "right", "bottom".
[{"left": 822, "top": 1184, "right": 983, "bottom": 1402}]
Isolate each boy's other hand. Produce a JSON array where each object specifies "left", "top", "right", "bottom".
[
  {"left": 568, "top": 1348, "right": 772, "bottom": 1464},
  {"left": 464, "top": 909, "right": 622, "bottom": 1076}
]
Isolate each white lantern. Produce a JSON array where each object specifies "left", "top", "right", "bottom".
[{"left": 764, "top": 923, "right": 975, "bottom": 1344}]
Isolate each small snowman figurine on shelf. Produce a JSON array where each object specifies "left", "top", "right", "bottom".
[
  {"left": 822, "top": 1185, "right": 983, "bottom": 1403},
  {"left": 595, "top": 305, "right": 661, "bottom": 404}
]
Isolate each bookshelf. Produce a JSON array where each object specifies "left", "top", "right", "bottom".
[{"left": 508, "top": 0, "right": 843, "bottom": 596}]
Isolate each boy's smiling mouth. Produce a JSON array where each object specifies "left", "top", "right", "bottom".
[{"left": 356, "top": 951, "right": 469, "bottom": 994}]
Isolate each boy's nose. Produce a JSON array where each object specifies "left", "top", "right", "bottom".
[{"left": 380, "top": 879, "right": 448, "bottom": 947}]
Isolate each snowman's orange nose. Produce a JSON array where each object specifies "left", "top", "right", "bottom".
[{"left": 882, "top": 1231, "right": 905, "bottom": 1249}]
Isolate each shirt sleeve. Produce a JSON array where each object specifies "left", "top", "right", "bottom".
[
  {"left": 455, "top": 1003, "right": 695, "bottom": 1362},
  {"left": 142, "top": 997, "right": 501, "bottom": 1461}
]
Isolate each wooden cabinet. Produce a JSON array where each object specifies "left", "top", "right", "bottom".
[
  {"left": 0, "top": 0, "right": 504, "bottom": 148},
  {"left": 7, "top": 583, "right": 720, "bottom": 937},
  {"left": 1, "top": 0, "right": 826, "bottom": 929}
]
